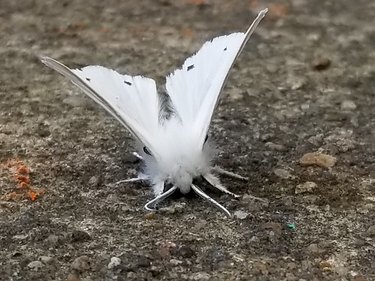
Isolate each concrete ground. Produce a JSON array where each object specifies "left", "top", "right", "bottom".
[{"left": 0, "top": 0, "right": 374, "bottom": 280}]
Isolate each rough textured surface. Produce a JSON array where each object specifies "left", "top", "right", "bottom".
[{"left": 0, "top": 0, "right": 374, "bottom": 280}]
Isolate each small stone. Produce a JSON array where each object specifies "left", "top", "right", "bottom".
[
  {"left": 144, "top": 212, "right": 157, "bottom": 220},
  {"left": 45, "top": 234, "right": 59, "bottom": 245},
  {"left": 253, "top": 261, "right": 269, "bottom": 275},
  {"left": 71, "top": 230, "right": 91, "bottom": 243},
  {"left": 260, "top": 133, "right": 274, "bottom": 142},
  {"left": 88, "top": 176, "right": 100, "bottom": 187},
  {"left": 265, "top": 142, "right": 287, "bottom": 152},
  {"left": 190, "top": 272, "right": 211, "bottom": 280},
  {"left": 171, "top": 245, "right": 195, "bottom": 258},
  {"left": 234, "top": 210, "right": 249, "bottom": 220},
  {"left": 40, "top": 256, "right": 54, "bottom": 264},
  {"left": 312, "top": 57, "right": 331, "bottom": 71},
  {"left": 12, "top": 251, "right": 22, "bottom": 258},
  {"left": 306, "top": 243, "right": 320, "bottom": 255},
  {"left": 307, "top": 134, "right": 323, "bottom": 146},
  {"left": 285, "top": 272, "right": 297, "bottom": 280},
  {"left": 134, "top": 255, "right": 151, "bottom": 268},
  {"left": 174, "top": 202, "right": 186, "bottom": 212},
  {"left": 249, "top": 235, "right": 260, "bottom": 243},
  {"left": 159, "top": 206, "right": 176, "bottom": 214},
  {"left": 169, "top": 258, "right": 183, "bottom": 265},
  {"left": 319, "top": 259, "right": 334, "bottom": 271},
  {"left": 287, "top": 75, "right": 306, "bottom": 90},
  {"left": 286, "top": 262, "right": 297, "bottom": 270},
  {"left": 261, "top": 222, "right": 283, "bottom": 236},
  {"left": 366, "top": 225, "right": 375, "bottom": 237},
  {"left": 193, "top": 219, "right": 208, "bottom": 230},
  {"left": 28, "top": 260, "right": 44, "bottom": 270},
  {"left": 323, "top": 130, "right": 356, "bottom": 152},
  {"left": 202, "top": 248, "right": 227, "bottom": 270},
  {"left": 357, "top": 203, "right": 373, "bottom": 214},
  {"left": 149, "top": 265, "right": 162, "bottom": 277},
  {"left": 67, "top": 272, "right": 81, "bottom": 281},
  {"left": 36, "top": 123, "right": 51, "bottom": 137},
  {"left": 127, "top": 272, "right": 137, "bottom": 279},
  {"left": 108, "top": 257, "right": 121, "bottom": 269},
  {"left": 71, "top": 255, "right": 90, "bottom": 272},
  {"left": 13, "top": 234, "right": 28, "bottom": 240},
  {"left": 274, "top": 168, "right": 294, "bottom": 179},
  {"left": 341, "top": 100, "right": 357, "bottom": 110},
  {"left": 158, "top": 241, "right": 177, "bottom": 258},
  {"left": 301, "top": 103, "right": 310, "bottom": 111},
  {"left": 353, "top": 275, "right": 367, "bottom": 281},
  {"left": 300, "top": 152, "right": 337, "bottom": 168},
  {"left": 229, "top": 88, "right": 243, "bottom": 101},
  {"left": 295, "top": 181, "right": 317, "bottom": 194},
  {"left": 63, "top": 95, "right": 87, "bottom": 107}
]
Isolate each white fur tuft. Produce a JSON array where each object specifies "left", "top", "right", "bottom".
[{"left": 141, "top": 119, "right": 215, "bottom": 195}]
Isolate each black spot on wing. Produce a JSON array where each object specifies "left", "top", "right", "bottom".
[
  {"left": 143, "top": 146, "right": 152, "bottom": 156},
  {"left": 224, "top": 47, "right": 227, "bottom": 51},
  {"left": 187, "top": 64, "right": 194, "bottom": 71},
  {"left": 204, "top": 134, "right": 209, "bottom": 144},
  {"left": 124, "top": 81, "right": 132, "bottom": 86},
  {"left": 86, "top": 77, "right": 91, "bottom": 82}
]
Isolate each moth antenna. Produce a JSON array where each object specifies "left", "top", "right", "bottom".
[
  {"left": 244, "top": 8, "right": 268, "bottom": 40},
  {"left": 203, "top": 173, "right": 240, "bottom": 198},
  {"left": 191, "top": 184, "right": 231, "bottom": 217},
  {"left": 235, "top": 8, "right": 268, "bottom": 59},
  {"left": 144, "top": 185, "right": 178, "bottom": 211}
]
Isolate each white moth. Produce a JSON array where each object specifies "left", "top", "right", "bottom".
[{"left": 41, "top": 9, "right": 267, "bottom": 216}]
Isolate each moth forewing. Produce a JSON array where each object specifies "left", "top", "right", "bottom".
[
  {"left": 40, "top": 56, "right": 160, "bottom": 158},
  {"left": 164, "top": 9, "right": 268, "bottom": 149}
]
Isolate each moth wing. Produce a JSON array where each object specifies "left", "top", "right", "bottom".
[
  {"left": 41, "top": 57, "right": 161, "bottom": 157},
  {"left": 165, "top": 9, "right": 267, "bottom": 148}
]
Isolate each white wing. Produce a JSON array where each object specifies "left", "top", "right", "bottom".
[
  {"left": 165, "top": 9, "right": 267, "bottom": 148},
  {"left": 40, "top": 57, "right": 161, "bottom": 158}
]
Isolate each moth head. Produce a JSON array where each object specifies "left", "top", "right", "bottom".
[{"left": 168, "top": 165, "right": 193, "bottom": 194}]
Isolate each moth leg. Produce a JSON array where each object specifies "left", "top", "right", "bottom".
[
  {"left": 144, "top": 184, "right": 178, "bottom": 211},
  {"left": 203, "top": 173, "right": 240, "bottom": 198},
  {"left": 205, "top": 172, "right": 267, "bottom": 203},
  {"left": 191, "top": 184, "right": 231, "bottom": 217},
  {"left": 211, "top": 166, "right": 248, "bottom": 181},
  {"left": 132, "top": 152, "right": 144, "bottom": 160},
  {"left": 114, "top": 173, "right": 149, "bottom": 185}
]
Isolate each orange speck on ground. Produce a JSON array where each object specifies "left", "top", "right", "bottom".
[
  {"left": 1, "top": 158, "right": 45, "bottom": 202},
  {"left": 17, "top": 165, "right": 30, "bottom": 175},
  {"left": 0, "top": 192, "right": 24, "bottom": 201},
  {"left": 249, "top": 1, "right": 288, "bottom": 19},
  {"left": 268, "top": 3, "right": 288, "bottom": 18},
  {"left": 27, "top": 189, "right": 45, "bottom": 201},
  {"left": 18, "top": 181, "right": 29, "bottom": 189},
  {"left": 181, "top": 27, "right": 195, "bottom": 38},
  {"left": 16, "top": 175, "right": 30, "bottom": 185},
  {"left": 98, "top": 27, "right": 110, "bottom": 33},
  {"left": 187, "top": 0, "right": 207, "bottom": 6}
]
